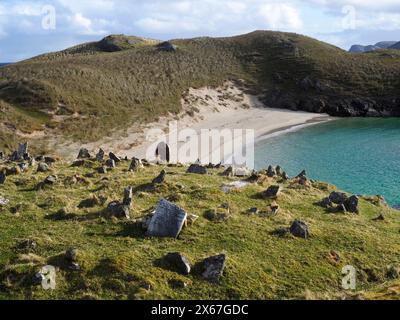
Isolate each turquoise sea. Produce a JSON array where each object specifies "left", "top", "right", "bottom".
[{"left": 255, "top": 118, "right": 400, "bottom": 207}]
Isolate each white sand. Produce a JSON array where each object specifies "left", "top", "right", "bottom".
[{"left": 50, "top": 81, "right": 331, "bottom": 161}]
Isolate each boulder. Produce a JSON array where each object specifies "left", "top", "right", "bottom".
[
  {"left": 106, "top": 187, "right": 133, "bottom": 219},
  {"left": 95, "top": 149, "right": 105, "bottom": 162},
  {"left": 164, "top": 252, "right": 191, "bottom": 275},
  {"left": 157, "top": 41, "right": 177, "bottom": 52},
  {"left": 343, "top": 195, "right": 360, "bottom": 214},
  {"left": 290, "top": 220, "right": 309, "bottom": 239},
  {"left": 146, "top": 199, "right": 187, "bottom": 238},
  {"left": 44, "top": 175, "right": 57, "bottom": 185},
  {"left": 282, "top": 172, "right": 289, "bottom": 180},
  {"left": 262, "top": 185, "right": 281, "bottom": 199},
  {"left": 77, "top": 148, "right": 91, "bottom": 159},
  {"left": 329, "top": 192, "right": 348, "bottom": 204},
  {"left": 152, "top": 170, "right": 166, "bottom": 185},
  {"left": 296, "top": 170, "right": 307, "bottom": 178},
  {"left": 105, "top": 159, "right": 116, "bottom": 168},
  {"left": 202, "top": 254, "right": 226, "bottom": 284},
  {"left": 319, "top": 197, "right": 333, "bottom": 208},
  {"left": 129, "top": 157, "right": 143, "bottom": 172},
  {"left": 187, "top": 164, "right": 208, "bottom": 175},
  {"left": 37, "top": 162, "right": 49, "bottom": 173},
  {"left": 109, "top": 152, "right": 121, "bottom": 163},
  {"left": 275, "top": 166, "right": 282, "bottom": 176},
  {"left": 267, "top": 165, "right": 276, "bottom": 177}
]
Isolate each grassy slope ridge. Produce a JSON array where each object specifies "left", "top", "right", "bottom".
[
  {"left": 0, "top": 160, "right": 399, "bottom": 300},
  {"left": 0, "top": 31, "right": 400, "bottom": 152}
]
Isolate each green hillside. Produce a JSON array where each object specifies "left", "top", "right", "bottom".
[
  {"left": 0, "top": 31, "right": 400, "bottom": 152},
  {"left": 0, "top": 157, "right": 399, "bottom": 300}
]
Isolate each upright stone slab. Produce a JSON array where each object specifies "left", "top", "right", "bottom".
[
  {"left": 96, "top": 149, "right": 105, "bottom": 162},
  {"left": 17, "top": 142, "right": 29, "bottom": 160},
  {"left": 77, "top": 148, "right": 91, "bottom": 159},
  {"left": 146, "top": 199, "right": 187, "bottom": 238},
  {"left": 202, "top": 254, "right": 226, "bottom": 284}
]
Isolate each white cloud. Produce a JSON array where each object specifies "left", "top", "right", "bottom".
[{"left": 259, "top": 4, "right": 303, "bottom": 31}]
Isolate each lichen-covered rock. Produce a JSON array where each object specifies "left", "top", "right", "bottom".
[
  {"left": 164, "top": 252, "right": 191, "bottom": 275},
  {"left": 202, "top": 254, "right": 226, "bottom": 284},
  {"left": 290, "top": 220, "right": 309, "bottom": 239},
  {"left": 146, "top": 199, "right": 187, "bottom": 238}
]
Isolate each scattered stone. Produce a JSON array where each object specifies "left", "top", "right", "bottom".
[
  {"left": 77, "top": 148, "right": 91, "bottom": 159},
  {"left": 152, "top": 170, "right": 166, "bottom": 184},
  {"left": 248, "top": 207, "right": 259, "bottom": 215},
  {"left": 270, "top": 202, "right": 280, "bottom": 216},
  {"left": 296, "top": 170, "right": 307, "bottom": 178},
  {"left": 187, "top": 164, "right": 208, "bottom": 175},
  {"left": 17, "top": 239, "right": 37, "bottom": 251},
  {"left": 66, "top": 248, "right": 78, "bottom": 262},
  {"left": 96, "top": 149, "right": 105, "bottom": 162},
  {"left": 168, "top": 279, "right": 187, "bottom": 289},
  {"left": 37, "top": 162, "right": 49, "bottom": 173},
  {"left": 164, "top": 252, "right": 191, "bottom": 275},
  {"left": 0, "top": 196, "right": 9, "bottom": 206},
  {"left": 44, "top": 175, "right": 57, "bottom": 185},
  {"left": 0, "top": 171, "right": 6, "bottom": 185},
  {"left": 129, "top": 157, "right": 143, "bottom": 172},
  {"left": 290, "top": 220, "right": 309, "bottom": 239},
  {"left": 343, "top": 195, "right": 360, "bottom": 214},
  {"left": 146, "top": 199, "right": 187, "bottom": 238},
  {"left": 261, "top": 185, "right": 281, "bottom": 199},
  {"left": 221, "top": 166, "right": 234, "bottom": 177},
  {"left": 109, "top": 152, "right": 121, "bottom": 163},
  {"left": 267, "top": 165, "right": 276, "bottom": 177},
  {"left": 98, "top": 166, "right": 107, "bottom": 174},
  {"left": 18, "top": 162, "right": 29, "bottom": 172},
  {"left": 329, "top": 192, "right": 348, "bottom": 204},
  {"left": 6, "top": 166, "right": 21, "bottom": 176},
  {"left": 202, "top": 254, "right": 226, "bottom": 284},
  {"left": 106, "top": 187, "right": 133, "bottom": 219},
  {"left": 71, "top": 159, "right": 85, "bottom": 167},
  {"left": 29, "top": 157, "right": 36, "bottom": 167},
  {"left": 44, "top": 156, "right": 57, "bottom": 164},
  {"left": 319, "top": 197, "right": 333, "bottom": 208},
  {"left": 105, "top": 159, "right": 116, "bottom": 168},
  {"left": 272, "top": 227, "right": 289, "bottom": 237},
  {"left": 282, "top": 172, "right": 289, "bottom": 180},
  {"left": 372, "top": 213, "right": 385, "bottom": 221}
]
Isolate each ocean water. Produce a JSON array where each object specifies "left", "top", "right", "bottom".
[{"left": 255, "top": 118, "right": 400, "bottom": 206}]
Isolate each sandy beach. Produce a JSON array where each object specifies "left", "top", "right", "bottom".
[{"left": 51, "top": 81, "right": 331, "bottom": 161}]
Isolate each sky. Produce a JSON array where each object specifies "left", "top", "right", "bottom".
[{"left": 0, "top": 0, "right": 399, "bottom": 62}]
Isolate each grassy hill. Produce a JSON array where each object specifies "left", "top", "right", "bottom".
[
  {"left": 0, "top": 157, "right": 399, "bottom": 300},
  {"left": 0, "top": 31, "right": 400, "bottom": 152}
]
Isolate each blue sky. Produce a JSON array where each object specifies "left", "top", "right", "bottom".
[{"left": 0, "top": 0, "right": 399, "bottom": 61}]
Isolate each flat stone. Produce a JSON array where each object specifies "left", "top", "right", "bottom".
[
  {"left": 290, "top": 220, "right": 309, "bottom": 239},
  {"left": 202, "top": 254, "right": 226, "bottom": 284},
  {"left": 187, "top": 164, "right": 208, "bottom": 175},
  {"left": 164, "top": 252, "right": 191, "bottom": 275},
  {"left": 96, "top": 149, "right": 105, "bottom": 162},
  {"left": 146, "top": 199, "right": 187, "bottom": 238},
  {"left": 343, "top": 195, "right": 359, "bottom": 214},
  {"left": 329, "top": 192, "right": 348, "bottom": 204},
  {"left": 152, "top": 170, "right": 166, "bottom": 184},
  {"left": 129, "top": 157, "right": 143, "bottom": 172},
  {"left": 77, "top": 148, "right": 91, "bottom": 159},
  {"left": 37, "top": 162, "right": 49, "bottom": 173},
  {"left": 262, "top": 185, "right": 281, "bottom": 198},
  {"left": 44, "top": 175, "right": 57, "bottom": 185},
  {"left": 109, "top": 152, "right": 121, "bottom": 163}
]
